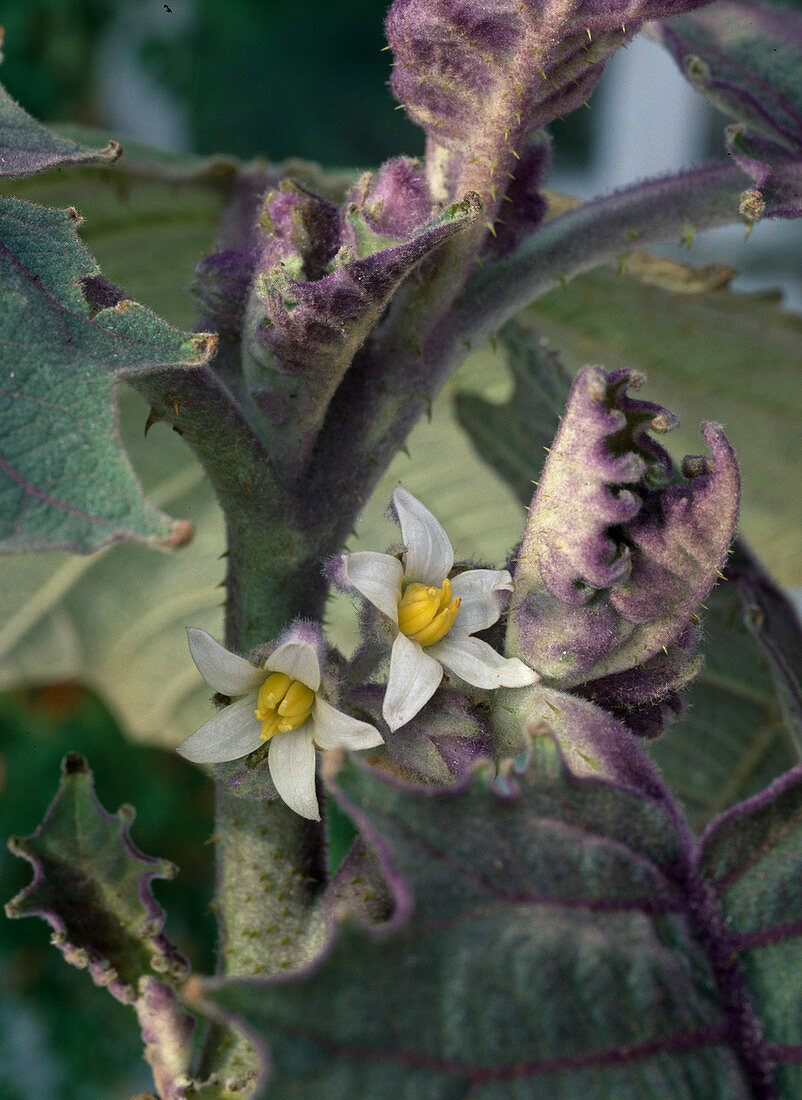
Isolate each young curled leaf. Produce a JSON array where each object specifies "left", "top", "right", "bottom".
[
  {"left": 386, "top": 0, "right": 709, "bottom": 218},
  {"left": 242, "top": 172, "right": 482, "bottom": 474},
  {"left": 506, "top": 367, "right": 740, "bottom": 690}
]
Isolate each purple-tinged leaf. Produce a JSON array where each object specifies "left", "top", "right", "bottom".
[
  {"left": 653, "top": 1, "right": 802, "bottom": 219},
  {"left": 243, "top": 174, "right": 482, "bottom": 475},
  {"left": 190, "top": 736, "right": 778, "bottom": 1097},
  {"left": 0, "top": 198, "right": 217, "bottom": 554},
  {"left": 506, "top": 366, "right": 740, "bottom": 688},
  {"left": 0, "top": 37, "right": 121, "bottom": 178},
  {"left": 492, "top": 682, "right": 669, "bottom": 797},
  {"left": 725, "top": 541, "right": 802, "bottom": 751},
  {"left": 5, "top": 753, "right": 194, "bottom": 1099},
  {"left": 699, "top": 763, "right": 802, "bottom": 1093},
  {"left": 655, "top": 2, "right": 802, "bottom": 148},
  {"left": 386, "top": 0, "right": 708, "bottom": 219}
]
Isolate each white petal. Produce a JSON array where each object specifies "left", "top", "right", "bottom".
[
  {"left": 311, "top": 698, "right": 384, "bottom": 750},
  {"left": 382, "top": 631, "right": 443, "bottom": 731},
  {"left": 450, "top": 569, "right": 513, "bottom": 635},
  {"left": 177, "top": 694, "right": 263, "bottom": 763},
  {"left": 186, "top": 627, "right": 264, "bottom": 696},
  {"left": 342, "top": 551, "right": 403, "bottom": 622},
  {"left": 393, "top": 484, "right": 453, "bottom": 585},
  {"left": 268, "top": 725, "right": 320, "bottom": 820},
  {"left": 428, "top": 634, "right": 539, "bottom": 689},
  {"left": 266, "top": 641, "right": 321, "bottom": 691}
]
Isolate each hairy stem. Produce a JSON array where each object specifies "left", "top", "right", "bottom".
[{"left": 306, "top": 161, "right": 748, "bottom": 545}]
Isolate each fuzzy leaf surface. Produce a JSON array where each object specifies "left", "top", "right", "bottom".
[
  {"left": 653, "top": 0, "right": 802, "bottom": 218},
  {"left": 0, "top": 198, "right": 216, "bottom": 554},
  {"left": 197, "top": 738, "right": 772, "bottom": 1098},
  {"left": 0, "top": 62, "right": 120, "bottom": 178},
  {"left": 700, "top": 764, "right": 802, "bottom": 1095},
  {"left": 527, "top": 263, "right": 802, "bottom": 584},
  {"left": 5, "top": 753, "right": 187, "bottom": 1002},
  {"left": 653, "top": 1, "right": 802, "bottom": 145},
  {"left": 0, "top": 133, "right": 234, "bottom": 329}
]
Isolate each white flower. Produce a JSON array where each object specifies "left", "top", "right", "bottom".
[
  {"left": 177, "top": 626, "right": 383, "bottom": 820},
  {"left": 339, "top": 484, "right": 538, "bottom": 730}
]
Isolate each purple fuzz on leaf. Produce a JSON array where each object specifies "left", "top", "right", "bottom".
[{"left": 506, "top": 366, "right": 739, "bottom": 691}]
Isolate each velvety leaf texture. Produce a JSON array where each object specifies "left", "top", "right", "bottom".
[
  {"left": 196, "top": 738, "right": 792, "bottom": 1098},
  {"left": 243, "top": 175, "right": 482, "bottom": 474},
  {"left": 5, "top": 753, "right": 187, "bottom": 1003},
  {"left": 700, "top": 764, "right": 802, "bottom": 1095},
  {"left": 386, "top": 0, "right": 707, "bottom": 218},
  {"left": 0, "top": 198, "right": 216, "bottom": 553},
  {"left": 506, "top": 365, "right": 739, "bottom": 689},
  {"left": 526, "top": 263, "right": 802, "bottom": 585},
  {"left": 0, "top": 50, "right": 121, "bottom": 178},
  {"left": 655, "top": 2, "right": 802, "bottom": 147}
]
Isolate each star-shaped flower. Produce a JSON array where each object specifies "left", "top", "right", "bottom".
[
  {"left": 177, "top": 624, "right": 383, "bottom": 819},
  {"left": 336, "top": 484, "right": 538, "bottom": 730}
]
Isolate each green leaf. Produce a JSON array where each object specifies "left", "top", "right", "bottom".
[
  {"left": 5, "top": 751, "right": 196, "bottom": 1096},
  {"left": 453, "top": 320, "right": 571, "bottom": 506},
  {"left": 0, "top": 43, "right": 120, "bottom": 178},
  {"left": 0, "top": 386, "right": 225, "bottom": 747},
  {"left": 196, "top": 739, "right": 756, "bottom": 1097},
  {"left": 5, "top": 752, "right": 187, "bottom": 998},
  {"left": 700, "top": 763, "right": 802, "bottom": 1097},
  {"left": 0, "top": 344, "right": 522, "bottom": 748},
  {"left": 452, "top": 308, "right": 800, "bottom": 827},
  {"left": 649, "top": 543, "right": 801, "bottom": 828},
  {"left": 526, "top": 262, "right": 802, "bottom": 586},
  {"left": 0, "top": 132, "right": 237, "bottom": 329},
  {"left": 0, "top": 197, "right": 216, "bottom": 553}
]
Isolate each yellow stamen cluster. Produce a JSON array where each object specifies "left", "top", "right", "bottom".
[
  {"left": 254, "top": 672, "right": 315, "bottom": 741},
  {"left": 397, "top": 579, "right": 461, "bottom": 647}
]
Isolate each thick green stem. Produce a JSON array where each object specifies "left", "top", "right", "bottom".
[{"left": 199, "top": 509, "right": 330, "bottom": 1087}]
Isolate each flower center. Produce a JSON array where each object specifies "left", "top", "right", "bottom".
[
  {"left": 397, "top": 579, "right": 461, "bottom": 646},
  {"left": 254, "top": 672, "right": 315, "bottom": 741}
]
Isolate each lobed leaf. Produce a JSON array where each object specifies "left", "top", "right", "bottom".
[
  {"left": 653, "top": 0, "right": 802, "bottom": 219},
  {"left": 506, "top": 365, "right": 739, "bottom": 687},
  {"left": 0, "top": 44, "right": 120, "bottom": 179},
  {"left": 5, "top": 753, "right": 187, "bottom": 1000},
  {"left": 527, "top": 263, "right": 802, "bottom": 585},
  {"left": 0, "top": 198, "right": 216, "bottom": 554},
  {"left": 192, "top": 736, "right": 780, "bottom": 1097},
  {"left": 386, "top": 0, "right": 707, "bottom": 217}
]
